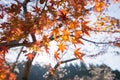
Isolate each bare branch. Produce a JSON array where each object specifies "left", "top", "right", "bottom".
[
  {"left": 45, "top": 57, "right": 78, "bottom": 79},
  {"left": 11, "top": 46, "right": 24, "bottom": 72},
  {"left": 90, "top": 29, "right": 120, "bottom": 33},
  {"left": 35, "top": 0, "right": 39, "bottom": 7},
  {"left": 80, "top": 37, "right": 120, "bottom": 44},
  {"left": 0, "top": 41, "right": 33, "bottom": 48},
  {"left": 22, "top": 0, "right": 30, "bottom": 14},
  {"left": 39, "top": 0, "right": 48, "bottom": 16}
]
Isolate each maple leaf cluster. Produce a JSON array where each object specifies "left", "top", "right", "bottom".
[{"left": 0, "top": 46, "right": 16, "bottom": 80}]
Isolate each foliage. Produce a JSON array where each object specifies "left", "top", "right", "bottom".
[
  {"left": 0, "top": 0, "right": 120, "bottom": 79},
  {"left": 89, "top": 64, "right": 115, "bottom": 80}
]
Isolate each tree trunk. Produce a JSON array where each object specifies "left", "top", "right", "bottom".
[{"left": 22, "top": 60, "right": 32, "bottom": 80}]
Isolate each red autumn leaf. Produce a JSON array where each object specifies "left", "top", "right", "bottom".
[
  {"left": 33, "top": 6, "right": 40, "bottom": 13},
  {"left": 35, "top": 41, "right": 41, "bottom": 46},
  {"left": 59, "top": 9, "right": 68, "bottom": 20},
  {"left": 81, "top": 22, "right": 91, "bottom": 36},
  {"left": 74, "top": 31, "right": 82, "bottom": 38},
  {"left": 54, "top": 51, "right": 60, "bottom": 60},
  {"left": 0, "top": 58, "right": 4, "bottom": 66},
  {"left": 76, "top": 38, "right": 84, "bottom": 45},
  {"left": 74, "top": 48, "right": 85, "bottom": 61},
  {"left": 25, "top": 53, "right": 34, "bottom": 60}
]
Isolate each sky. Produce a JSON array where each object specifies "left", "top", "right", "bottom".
[{"left": 0, "top": 0, "right": 120, "bottom": 71}]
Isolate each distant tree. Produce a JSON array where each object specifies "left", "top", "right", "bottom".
[
  {"left": 112, "top": 70, "right": 120, "bottom": 80},
  {"left": 15, "top": 62, "right": 119, "bottom": 80},
  {"left": 89, "top": 64, "right": 115, "bottom": 80}
]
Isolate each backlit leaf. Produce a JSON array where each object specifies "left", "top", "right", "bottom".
[
  {"left": 57, "top": 42, "right": 67, "bottom": 53},
  {"left": 54, "top": 51, "right": 60, "bottom": 60},
  {"left": 74, "top": 48, "right": 85, "bottom": 61},
  {"left": 59, "top": 9, "right": 68, "bottom": 20},
  {"left": 25, "top": 53, "right": 34, "bottom": 60}
]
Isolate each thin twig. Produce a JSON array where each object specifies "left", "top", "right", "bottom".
[
  {"left": 11, "top": 46, "right": 24, "bottom": 72},
  {"left": 80, "top": 37, "right": 119, "bottom": 44},
  {"left": 90, "top": 29, "right": 120, "bottom": 33},
  {"left": 39, "top": 0, "right": 48, "bottom": 16},
  {"left": 35, "top": 0, "right": 39, "bottom": 7}
]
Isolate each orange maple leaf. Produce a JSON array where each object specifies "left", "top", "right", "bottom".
[
  {"left": 61, "top": 29, "right": 70, "bottom": 41},
  {"left": 71, "top": 38, "right": 77, "bottom": 47},
  {"left": 68, "top": 21, "right": 78, "bottom": 30},
  {"left": 71, "top": 38, "right": 84, "bottom": 47},
  {"left": 57, "top": 42, "right": 67, "bottom": 53},
  {"left": 76, "top": 38, "right": 84, "bottom": 45},
  {"left": 81, "top": 22, "right": 91, "bottom": 36},
  {"left": 74, "top": 31, "right": 82, "bottom": 39},
  {"left": 51, "top": 28, "right": 60, "bottom": 40},
  {"left": 94, "top": 1, "right": 105, "bottom": 12},
  {"left": 42, "top": 35, "right": 50, "bottom": 47},
  {"left": 74, "top": 48, "right": 85, "bottom": 61},
  {"left": 25, "top": 53, "right": 34, "bottom": 60},
  {"left": 62, "top": 29, "right": 70, "bottom": 36}
]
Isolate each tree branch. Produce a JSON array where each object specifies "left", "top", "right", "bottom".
[
  {"left": 22, "top": 0, "right": 30, "bottom": 14},
  {"left": 80, "top": 37, "right": 119, "bottom": 44},
  {"left": 39, "top": 0, "right": 48, "bottom": 16},
  {"left": 45, "top": 58, "right": 79, "bottom": 80},
  {"left": 90, "top": 29, "right": 120, "bottom": 33},
  {"left": 0, "top": 32, "right": 119, "bottom": 49},
  {"left": 0, "top": 41, "right": 33, "bottom": 48},
  {"left": 11, "top": 46, "right": 24, "bottom": 72}
]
